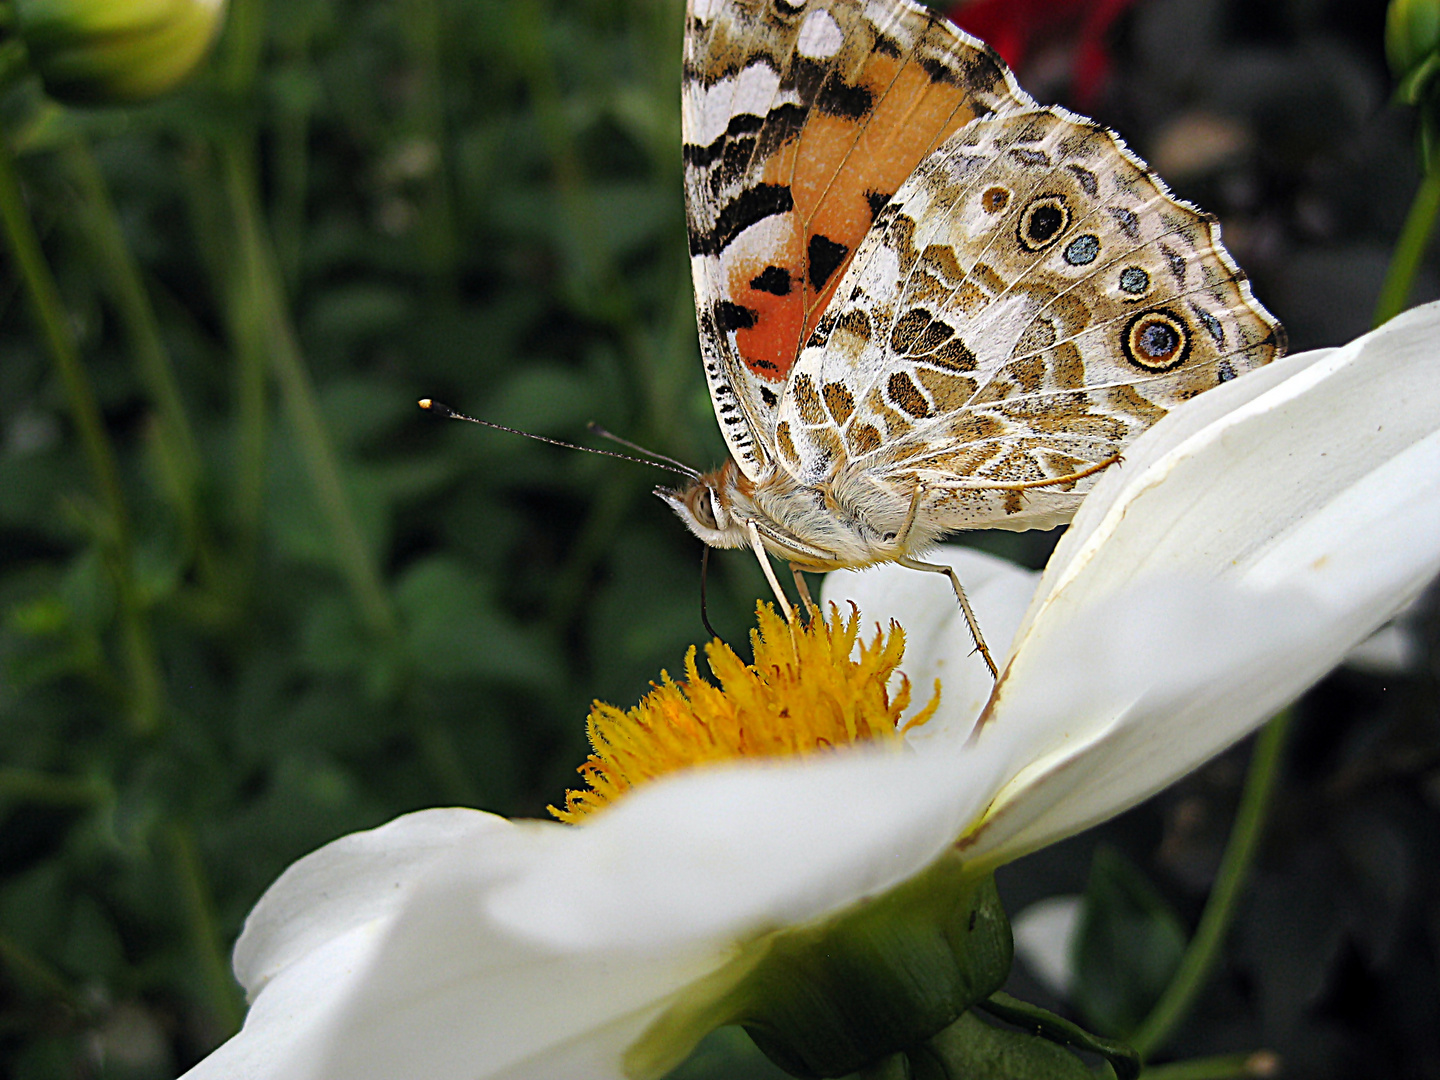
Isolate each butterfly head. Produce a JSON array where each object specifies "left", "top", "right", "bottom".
[{"left": 655, "top": 460, "right": 753, "bottom": 550}]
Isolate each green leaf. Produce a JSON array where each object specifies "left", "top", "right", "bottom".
[
  {"left": 394, "top": 555, "right": 560, "bottom": 686},
  {"left": 1072, "top": 847, "right": 1187, "bottom": 1039}
]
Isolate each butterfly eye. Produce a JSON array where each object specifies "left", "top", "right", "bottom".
[
  {"left": 981, "top": 186, "right": 1010, "bottom": 213},
  {"left": 688, "top": 485, "right": 719, "bottom": 530},
  {"left": 1017, "top": 195, "right": 1069, "bottom": 251},
  {"left": 1123, "top": 309, "right": 1191, "bottom": 372}
]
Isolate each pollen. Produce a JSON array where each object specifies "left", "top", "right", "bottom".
[{"left": 551, "top": 603, "right": 940, "bottom": 823}]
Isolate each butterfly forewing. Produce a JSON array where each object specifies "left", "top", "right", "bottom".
[{"left": 683, "top": 0, "right": 1030, "bottom": 480}]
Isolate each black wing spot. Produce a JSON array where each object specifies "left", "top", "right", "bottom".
[
  {"left": 1107, "top": 206, "right": 1140, "bottom": 239},
  {"left": 1018, "top": 195, "right": 1069, "bottom": 252},
  {"left": 1066, "top": 164, "right": 1099, "bottom": 196},
  {"left": 692, "top": 184, "right": 795, "bottom": 256},
  {"left": 808, "top": 234, "right": 850, "bottom": 291},
  {"left": 1122, "top": 308, "right": 1191, "bottom": 372},
  {"left": 919, "top": 55, "right": 960, "bottom": 85},
  {"left": 716, "top": 300, "right": 758, "bottom": 332},
  {"left": 865, "top": 190, "right": 891, "bottom": 219},
  {"left": 1159, "top": 244, "right": 1187, "bottom": 286},
  {"left": 1009, "top": 148, "right": 1050, "bottom": 168},
  {"left": 681, "top": 113, "right": 764, "bottom": 168},
  {"left": 759, "top": 386, "right": 779, "bottom": 406},
  {"left": 1191, "top": 303, "right": 1225, "bottom": 345},
  {"left": 750, "top": 266, "right": 792, "bottom": 296},
  {"left": 817, "top": 79, "right": 873, "bottom": 120}
]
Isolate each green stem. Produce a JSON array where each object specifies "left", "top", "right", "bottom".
[
  {"left": 207, "top": 0, "right": 394, "bottom": 638},
  {"left": 168, "top": 823, "right": 244, "bottom": 1036},
  {"left": 0, "top": 932, "right": 80, "bottom": 1010},
  {"left": 272, "top": 28, "right": 313, "bottom": 290},
  {"left": 0, "top": 767, "right": 110, "bottom": 807},
  {"left": 219, "top": 135, "right": 396, "bottom": 638},
  {"left": 60, "top": 138, "right": 214, "bottom": 578},
  {"left": 0, "top": 132, "right": 164, "bottom": 735},
  {"left": 0, "top": 136, "right": 129, "bottom": 543},
  {"left": 1139, "top": 1051, "right": 1279, "bottom": 1080},
  {"left": 401, "top": 0, "right": 458, "bottom": 295},
  {"left": 1373, "top": 171, "right": 1440, "bottom": 327},
  {"left": 1129, "top": 712, "right": 1293, "bottom": 1059}
]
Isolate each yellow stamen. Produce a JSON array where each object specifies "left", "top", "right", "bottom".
[{"left": 552, "top": 603, "right": 940, "bottom": 823}]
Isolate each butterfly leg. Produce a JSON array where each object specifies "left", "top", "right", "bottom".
[
  {"left": 892, "top": 480, "right": 929, "bottom": 550},
  {"left": 746, "top": 520, "right": 795, "bottom": 622},
  {"left": 789, "top": 561, "right": 823, "bottom": 622},
  {"left": 896, "top": 556, "right": 999, "bottom": 679}
]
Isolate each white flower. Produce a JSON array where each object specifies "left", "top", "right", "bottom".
[{"left": 182, "top": 302, "right": 1440, "bottom": 1080}]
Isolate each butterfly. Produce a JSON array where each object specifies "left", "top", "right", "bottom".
[{"left": 658, "top": 0, "right": 1285, "bottom": 674}]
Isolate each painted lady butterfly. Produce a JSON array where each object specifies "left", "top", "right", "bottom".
[{"left": 658, "top": 0, "right": 1285, "bottom": 673}]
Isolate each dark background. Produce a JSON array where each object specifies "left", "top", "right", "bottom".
[{"left": 0, "top": 0, "right": 1436, "bottom": 1076}]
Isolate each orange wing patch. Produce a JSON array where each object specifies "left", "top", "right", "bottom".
[
  {"left": 791, "top": 40, "right": 1001, "bottom": 348},
  {"left": 683, "top": 0, "right": 1029, "bottom": 475}
]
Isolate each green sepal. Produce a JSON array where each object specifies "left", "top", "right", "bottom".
[
  {"left": 736, "top": 853, "right": 1012, "bottom": 1079},
  {"left": 1395, "top": 49, "right": 1440, "bottom": 105},
  {"left": 908, "top": 1012, "right": 1097, "bottom": 1080},
  {"left": 855, "top": 1053, "right": 912, "bottom": 1080},
  {"left": 976, "top": 993, "right": 1140, "bottom": 1080}
]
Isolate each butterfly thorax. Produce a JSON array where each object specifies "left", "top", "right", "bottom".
[{"left": 660, "top": 458, "right": 935, "bottom": 572}]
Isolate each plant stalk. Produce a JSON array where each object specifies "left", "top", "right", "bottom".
[
  {"left": 1130, "top": 712, "right": 1292, "bottom": 1059},
  {"left": 168, "top": 823, "right": 244, "bottom": 1036},
  {"left": 0, "top": 131, "right": 164, "bottom": 735},
  {"left": 61, "top": 138, "right": 214, "bottom": 578},
  {"left": 1373, "top": 171, "right": 1440, "bottom": 326}
]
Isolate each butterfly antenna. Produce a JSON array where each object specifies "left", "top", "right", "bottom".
[
  {"left": 587, "top": 422, "right": 701, "bottom": 479},
  {"left": 700, "top": 545, "right": 722, "bottom": 642},
  {"left": 418, "top": 400, "right": 696, "bottom": 479}
]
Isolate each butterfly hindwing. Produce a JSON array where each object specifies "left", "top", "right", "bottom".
[
  {"left": 683, "top": 0, "right": 1030, "bottom": 479},
  {"left": 773, "top": 104, "right": 1285, "bottom": 530}
]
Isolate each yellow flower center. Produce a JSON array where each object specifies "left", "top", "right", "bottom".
[{"left": 552, "top": 603, "right": 940, "bottom": 823}]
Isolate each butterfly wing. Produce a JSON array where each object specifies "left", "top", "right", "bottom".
[
  {"left": 774, "top": 105, "right": 1285, "bottom": 531},
  {"left": 683, "top": 0, "right": 1030, "bottom": 479}
]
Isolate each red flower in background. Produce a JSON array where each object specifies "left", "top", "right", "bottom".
[{"left": 949, "top": 0, "right": 1141, "bottom": 109}]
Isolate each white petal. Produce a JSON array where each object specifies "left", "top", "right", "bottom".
[
  {"left": 820, "top": 546, "right": 1040, "bottom": 740},
  {"left": 1345, "top": 620, "right": 1420, "bottom": 674},
  {"left": 1011, "top": 895, "right": 1082, "bottom": 998},
  {"left": 308, "top": 824, "right": 729, "bottom": 1080},
  {"left": 234, "top": 808, "right": 510, "bottom": 997},
  {"left": 183, "top": 809, "right": 514, "bottom": 1080},
  {"left": 188, "top": 747, "right": 1024, "bottom": 1079},
  {"left": 968, "top": 302, "right": 1440, "bottom": 863},
  {"left": 486, "top": 743, "right": 1012, "bottom": 952}
]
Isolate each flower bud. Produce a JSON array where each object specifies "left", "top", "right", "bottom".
[
  {"left": 13, "top": 0, "right": 225, "bottom": 105},
  {"left": 1388, "top": 0, "right": 1440, "bottom": 173},
  {"left": 1388, "top": 0, "right": 1440, "bottom": 89}
]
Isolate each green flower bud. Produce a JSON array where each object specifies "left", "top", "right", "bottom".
[
  {"left": 1388, "top": 0, "right": 1440, "bottom": 173},
  {"left": 12, "top": 0, "right": 224, "bottom": 104},
  {"left": 1389, "top": 0, "right": 1440, "bottom": 92}
]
